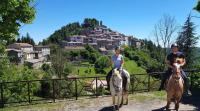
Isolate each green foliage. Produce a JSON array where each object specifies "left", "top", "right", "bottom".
[
  {"left": 80, "top": 50, "right": 90, "bottom": 59},
  {"left": 0, "top": 0, "right": 36, "bottom": 42},
  {"left": 0, "top": 42, "right": 6, "bottom": 55},
  {"left": 63, "top": 62, "right": 74, "bottom": 76},
  {"left": 47, "top": 22, "right": 82, "bottom": 44},
  {"left": 82, "top": 18, "right": 99, "bottom": 28},
  {"left": 176, "top": 14, "right": 199, "bottom": 68},
  {"left": 194, "top": 1, "right": 200, "bottom": 12},
  {"left": 123, "top": 58, "right": 146, "bottom": 74},
  {"left": 41, "top": 63, "right": 51, "bottom": 72},
  {"left": 42, "top": 18, "right": 100, "bottom": 44},
  {"left": 69, "top": 51, "right": 80, "bottom": 60},
  {"left": 89, "top": 53, "right": 98, "bottom": 63},
  {"left": 0, "top": 57, "right": 43, "bottom": 103},
  {"left": 94, "top": 56, "right": 111, "bottom": 74},
  {"left": 124, "top": 46, "right": 163, "bottom": 72},
  {"left": 50, "top": 45, "right": 67, "bottom": 78},
  {"left": 16, "top": 33, "right": 35, "bottom": 45},
  {"left": 142, "top": 39, "right": 165, "bottom": 63}
]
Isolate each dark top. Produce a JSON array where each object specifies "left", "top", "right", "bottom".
[{"left": 167, "top": 51, "right": 185, "bottom": 66}]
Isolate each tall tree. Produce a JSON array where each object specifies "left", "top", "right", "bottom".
[
  {"left": 16, "top": 33, "right": 35, "bottom": 45},
  {"left": 0, "top": 0, "right": 36, "bottom": 42},
  {"left": 194, "top": 1, "right": 200, "bottom": 12},
  {"left": 82, "top": 18, "right": 99, "bottom": 28},
  {"left": 176, "top": 14, "right": 199, "bottom": 68},
  {"left": 50, "top": 45, "right": 65, "bottom": 78},
  {"left": 154, "top": 14, "right": 178, "bottom": 56}
]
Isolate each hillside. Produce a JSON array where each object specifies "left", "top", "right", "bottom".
[
  {"left": 40, "top": 18, "right": 107, "bottom": 45},
  {"left": 72, "top": 58, "right": 146, "bottom": 77}
]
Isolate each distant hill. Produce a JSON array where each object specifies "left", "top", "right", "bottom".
[{"left": 40, "top": 18, "right": 103, "bottom": 45}]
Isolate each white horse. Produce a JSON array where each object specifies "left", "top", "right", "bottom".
[{"left": 110, "top": 68, "right": 130, "bottom": 110}]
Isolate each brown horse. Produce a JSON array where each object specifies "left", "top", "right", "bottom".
[{"left": 166, "top": 58, "right": 184, "bottom": 111}]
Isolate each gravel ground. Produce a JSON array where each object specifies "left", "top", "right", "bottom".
[
  {"left": 2, "top": 92, "right": 199, "bottom": 111},
  {"left": 64, "top": 94, "right": 198, "bottom": 111}
]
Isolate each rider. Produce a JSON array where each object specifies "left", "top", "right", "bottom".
[
  {"left": 158, "top": 43, "right": 191, "bottom": 95},
  {"left": 106, "top": 46, "right": 127, "bottom": 90}
]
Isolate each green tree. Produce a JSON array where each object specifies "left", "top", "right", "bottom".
[
  {"left": 50, "top": 45, "right": 66, "bottom": 78},
  {"left": 82, "top": 18, "right": 99, "bottom": 28},
  {"left": 176, "top": 14, "right": 199, "bottom": 68},
  {"left": 94, "top": 56, "right": 110, "bottom": 74},
  {"left": 47, "top": 22, "right": 82, "bottom": 44},
  {"left": 16, "top": 33, "right": 35, "bottom": 45},
  {"left": 194, "top": 1, "right": 200, "bottom": 12},
  {"left": 0, "top": 0, "right": 36, "bottom": 42}
]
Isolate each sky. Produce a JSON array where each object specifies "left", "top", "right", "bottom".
[{"left": 19, "top": 0, "right": 200, "bottom": 46}]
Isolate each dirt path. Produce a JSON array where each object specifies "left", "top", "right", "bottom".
[
  {"left": 64, "top": 93, "right": 198, "bottom": 111},
  {"left": 2, "top": 92, "right": 199, "bottom": 111}
]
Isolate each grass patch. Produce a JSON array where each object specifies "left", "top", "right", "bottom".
[
  {"left": 130, "top": 91, "right": 166, "bottom": 102},
  {"left": 124, "top": 58, "right": 146, "bottom": 74},
  {"left": 71, "top": 58, "right": 146, "bottom": 76}
]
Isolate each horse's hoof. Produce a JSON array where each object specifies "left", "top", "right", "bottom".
[
  {"left": 119, "top": 103, "right": 123, "bottom": 108},
  {"left": 175, "top": 106, "right": 179, "bottom": 111},
  {"left": 124, "top": 102, "right": 128, "bottom": 105},
  {"left": 115, "top": 105, "right": 119, "bottom": 110},
  {"left": 165, "top": 105, "right": 169, "bottom": 110}
]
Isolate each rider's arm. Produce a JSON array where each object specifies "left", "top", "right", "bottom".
[
  {"left": 180, "top": 58, "right": 186, "bottom": 66},
  {"left": 120, "top": 56, "right": 124, "bottom": 68}
]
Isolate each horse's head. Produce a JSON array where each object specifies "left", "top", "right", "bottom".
[
  {"left": 172, "top": 58, "right": 182, "bottom": 80},
  {"left": 112, "top": 68, "right": 122, "bottom": 80},
  {"left": 111, "top": 68, "right": 122, "bottom": 92}
]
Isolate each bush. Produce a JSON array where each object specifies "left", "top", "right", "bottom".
[
  {"left": 89, "top": 53, "right": 98, "bottom": 64},
  {"left": 0, "top": 65, "right": 41, "bottom": 103},
  {"left": 94, "top": 56, "right": 110, "bottom": 74}
]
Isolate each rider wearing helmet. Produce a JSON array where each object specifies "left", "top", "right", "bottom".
[{"left": 159, "top": 43, "right": 191, "bottom": 95}]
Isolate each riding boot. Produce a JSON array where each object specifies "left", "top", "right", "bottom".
[
  {"left": 106, "top": 76, "right": 110, "bottom": 90},
  {"left": 159, "top": 74, "right": 166, "bottom": 91},
  {"left": 106, "top": 70, "right": 112, "bottom": 90},
  {"left": 159, "top": 79, "right": 165, "bottom": 91},
  {"left": 183, "top": 77, "right": 191, "bottom": 96}
]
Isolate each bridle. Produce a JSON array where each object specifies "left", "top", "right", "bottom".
[
  {"left": 171, "top": 63, "right": 181, "bottom": 82},
  {"left": 112, "top": 69, "right": 122, "bottom": 92}
]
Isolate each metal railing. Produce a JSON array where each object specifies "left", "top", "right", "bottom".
[{"left": 0, "top": 69, "right": 199, "bottom": 108}]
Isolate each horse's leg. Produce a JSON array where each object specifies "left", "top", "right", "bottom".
[
  {"left": 175, "top": 101, "right": 179, "bottom": 111},
  {"left": 175, "top": 96, "right": 181, "bottom": 111},
  {"left": 117, "top": 93, "right": 121, "bottom": 110},
  {"left": 112, "top": 95, "right": 115, "bottom": 109},
  {"left": 120, "top": 91, "right": 123, "bottom": 107},
  {"left": 166, "top": 94, "right": 171, "bottom": 110},
  {"left": 125, "top": 91, "right": 128, "bottom": 105}
]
